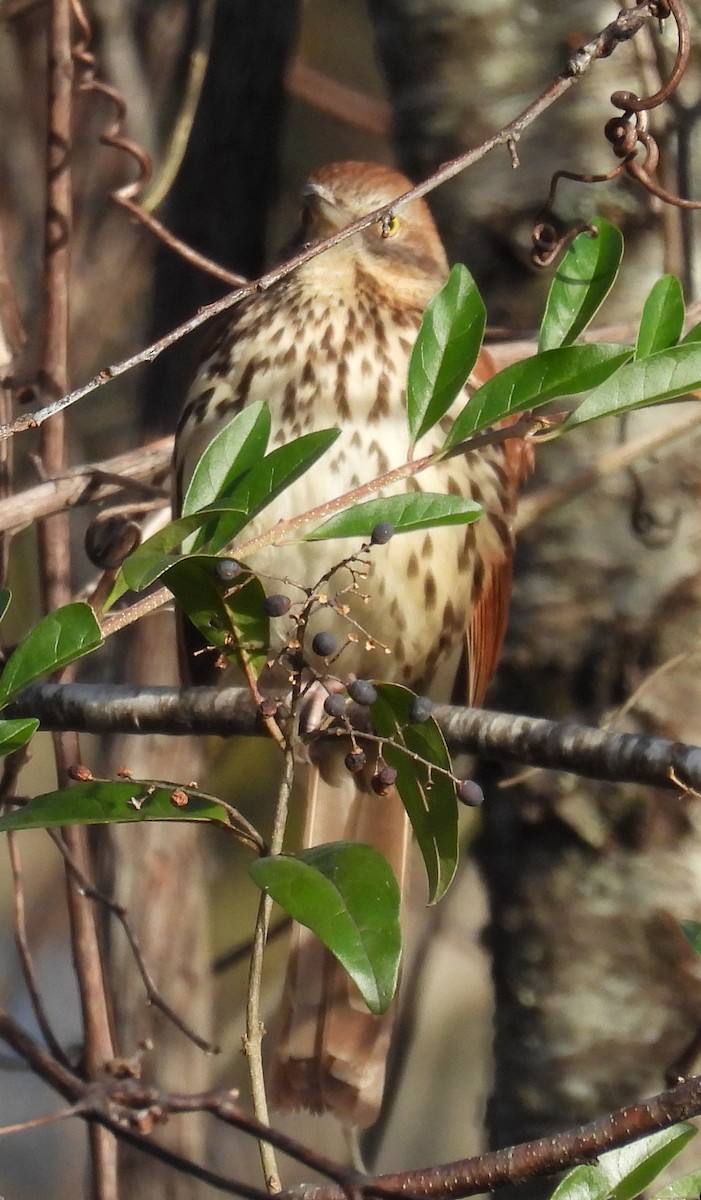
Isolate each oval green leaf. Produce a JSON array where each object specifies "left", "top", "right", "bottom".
[
  {"left": 549, "top": 1164, "right": 611, "bottom": 1200},
  {"left": 635, "top": 275, "right": 685, "bottom": 360},
  {"left": 249, "top": 841, "right": 401, "bottom": 1014},
  {"left": 181, "top": 401, "right": 271, "bottom": 517},
  {"left": 539, "top": 219, "right": 624, "bottom": 352},
  {"left": 566, "top": 343, "right": 701, "bottom": 430},
  {"left": 0, "top": 603, "right": 103, "bottom": 708},
  {"left": 307, "top": 493, "right": 482, "bottom": 542},
  {"left": 679, "top": 919, "right": 701, "bottom": 956},
  {"left": 599, "top": 1124, "right": 696, "bottom": 1200},
  {"left": 371, "top": 683, "right": 458, "bottom": 902},
  {"left": 163, "top": 557, "right": 269, "bottom": 680},
  {"left": 0, "top": 717, "right": 39, "bottom": 756},
  {"left": 0, "top": 780, "right": 231, "bottom": 832},
  {"left": 657, "top": 1167, "right": 701, "bottom": 1199},
  {"left": 443, "top": 344, "right": 632, "bottom": 449},
  {"left": 408, "top": 264, "right": 486, "bottom": 446}
]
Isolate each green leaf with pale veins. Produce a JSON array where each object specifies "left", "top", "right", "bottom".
[
  {"left": 0, "top": 603, "right": 103, "bottom": 708},
  {"left": 0, "top": 780, "right": 232, "bottom": 832},
  {"left": 539, "top": 218, "right": 624, "bottom": 351},
  {"left": 250, "top": 841, "right": 401, "bottom": 1014},
  {"left": 443, "top": 344, "right": 632, "bottom": 448},
  {"left": 306, "top": 493, "right": 482, "bottom": 541},
  {"left": 599, "top": 1124, "right": 696, "bottom": 1200},
  {"left": 407, "top": 264, "right": 486, "bottom": 446},
  {"left": 635, "top": 275, "right": 685, "bottom": 360},
  {"left": 206, "top": 427, "right": 341, "bottom": 554},
  {"left": 371, "top": 683, "right": 458, "bottom": 902},
  {"left": 657, "top": 1167, "right": 701, "bottom": 1199},
  {"left": 0, "top": 718, "right": 39, "bottom": 756},
  {"left": 163, "top": 557, "right": 269, "bottom": 680},
  {"left": 549, "top": 1165, "right": 611, "bottom": 1200},
  {"left": 566, "top": 343, "right": 701, "bottom": 430},
  {"left": 181, "top": 401, "right": 271, "bottom": 517}
]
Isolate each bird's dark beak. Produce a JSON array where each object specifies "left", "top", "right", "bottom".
[{"left": 300, "top": 182, "right": 350, "bottom": 235}]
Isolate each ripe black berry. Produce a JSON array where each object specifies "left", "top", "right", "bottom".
[
  {"left": 323, "top": 693, "right": 346, "bottom": 718},
  {"left": 370, "top": 521, "right": 395, "bottom": 545},
  {"left": 347, "top": 679, "right": 377, "bottom": 706},
  {"left": 409, "top": 695, "right": 433, "bottom": 724},
  {"left": 344, "top": 749, "right": 366, "bottom": 774},
  {"left": 216, "top": 558, "right": 242, "bottom": 581},
  {"left": 457, "top": 779, "right": 484, "bottom": 807},
  {"left": 371, "top": 766, "right": 398, "bottom": 795},
  {"left": 312, "top": 630, "right": 337, "bottom": 658},
  {"left": 263, "top": 593, "right": 291, "bottom": 618}
]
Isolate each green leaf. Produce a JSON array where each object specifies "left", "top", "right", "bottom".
[
  {"left": 407, "top": 264, "right": 486, "bottom": 445},
  {"left": 306, "top": 493, "right": 482, "bottom": 542},
  {"left": 0, "top": 780, "right": 231, "bottom": 832},
  {"left": 163, "top": 557, "right": 269, "bottom": 679},
  {"left": 599, "top": 1124, "right": 696, "bottom": 1200},
  {"left": 566, "top": 343, "right": 701, "bottom": 430},
  {"left": 657, "top": 1167, "right": 701, "bottom": 1199},
  {"left": 250, "top": 842, "right": 401, "bottom": 1014},
  {"left": 0, "top": 603, "right": 103, "bottom": 708},
  {"left": 0, "top": 718, "right": 39, "bottom": 756},
  {"left": 681, "top": 320, "right": 701, "bottom": 345},
  {"left": 0, "top": 588, "right": 11, "bottom": 626},
  {"left": 549, "top": 1164, "right": 611, "bottom": 1200},
  {"left": 443, "top": 344, "right": 632, "bottom": 448},
  {"left": 206, "top": 427, "right": 340, "bottom": 554},
  {"left": 539, "top": 218, "right": 624, "bottom": 351},
  {"left": 635, "top": 276, "right": 685, "bottom": 359},
  {"left": 181, "top": 401, "right": 271, "bottom": 517},
  {"left": 371, "top": 683, "right": 458, "bottom": 902}
]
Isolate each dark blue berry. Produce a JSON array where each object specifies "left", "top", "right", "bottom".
[
  {"left": 347, "top": 679, "right": 377, "bottom": 706},
  {"left": 457, "top": 779, "right": 484, "bottom": 807},
  {"left": 371, "top": 766, "right": 398, "bottom": 795},
  {"left": 370, "top": 521, "right": 395, "bottom": 545},
  {"left": 216, "top": 558, "right": 242, "bottom": 581},
  {"left": 263, "top": 593, "right": 291, "bottom": 618},
  {"left": 409, "top": 695, "right": 433, "bottom": 723},
  {"left": 345, "top": 749, "right": 366, "bottom": 773},
  {"left": 323, "top": 694, "right": 346, "bottom": 718},
  {"left": 312, "top": 630, "right": 337, "bottom": 657}
]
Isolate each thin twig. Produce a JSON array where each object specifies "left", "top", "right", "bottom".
[
  {"left": 243, "top": 745, "right": 296, "bottom": 1192},
  {"left": 0, "top": 1, "right": 668, "bottom": 443}
]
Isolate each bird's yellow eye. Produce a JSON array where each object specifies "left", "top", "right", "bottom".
[{"left": 381, "top": 214, "right": 400, "bottom": 239}]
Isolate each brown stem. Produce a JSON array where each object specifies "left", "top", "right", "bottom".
[{"left": 38, "top": 2, "right": 117, "bottom": 1194}]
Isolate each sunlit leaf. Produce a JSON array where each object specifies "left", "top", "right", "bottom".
[
  {"left": 443, "top": 344, "right": 632, "bottom": 448},
  {"left": 371, "top": 683, "right": 458, "bottom": 902},
  {"left": 407, "top": 264, "right": 486, "bottom": 445},
  {"left": 681, "top": 321, "right": 701, "bottom": 345},
  {"left": 566, "top": 343, "right": 701, "bottom": 429},
  {"left": 657, "top": 1167, "right": 701, "bottom": 1199},
  {"left": 181, "top": 401, "right": 271, "bottom": 516},
  {"left": 549, "top": 1164, "right": 610, "bottom": 1200},
  {"left": 206, "top": 427, "right": 340, "bottom": 554},
  {"left": 0, "top": 603, "right": 103, "bottom": 707},
  {"left": 250, "top": 841, "right": 401, "bottom": 1014},
  {"left": 307, "top": 493, "right": 482, "bottom": 542},
  {"left": 0, "top": 780, "right": 231, "bottom": 831},
  {"left": 635, "top": 276, "right": 685, "bottom": 359},
  {"left": 0, "top": 718, "right": 39, "bottom": 756},
  {"left": 539, "top": 218, "right": 624, "bottom": 351},
  {"left": 599, "top": 1124, "right": 696, "bottom": 1200}
]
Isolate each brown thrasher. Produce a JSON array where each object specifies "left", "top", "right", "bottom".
[{"left": 174, "top": 162, "right": 530, "bottom": 1127}]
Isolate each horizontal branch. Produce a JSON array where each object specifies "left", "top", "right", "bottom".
[{"left": 8, "top": 683, "right": 701, "bottom": 792}]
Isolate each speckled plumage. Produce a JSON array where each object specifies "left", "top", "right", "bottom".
[{"left": 174, "top": 162, "right": 529, "bottom": 1126}]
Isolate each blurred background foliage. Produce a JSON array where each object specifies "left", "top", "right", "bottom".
[{"left": 2, "top": 1, "right": 701, "bottom": 1197}]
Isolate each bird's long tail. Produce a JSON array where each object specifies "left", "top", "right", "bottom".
[{"left": 269, "top": 751, "right": 410, "bottom": 1128}]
